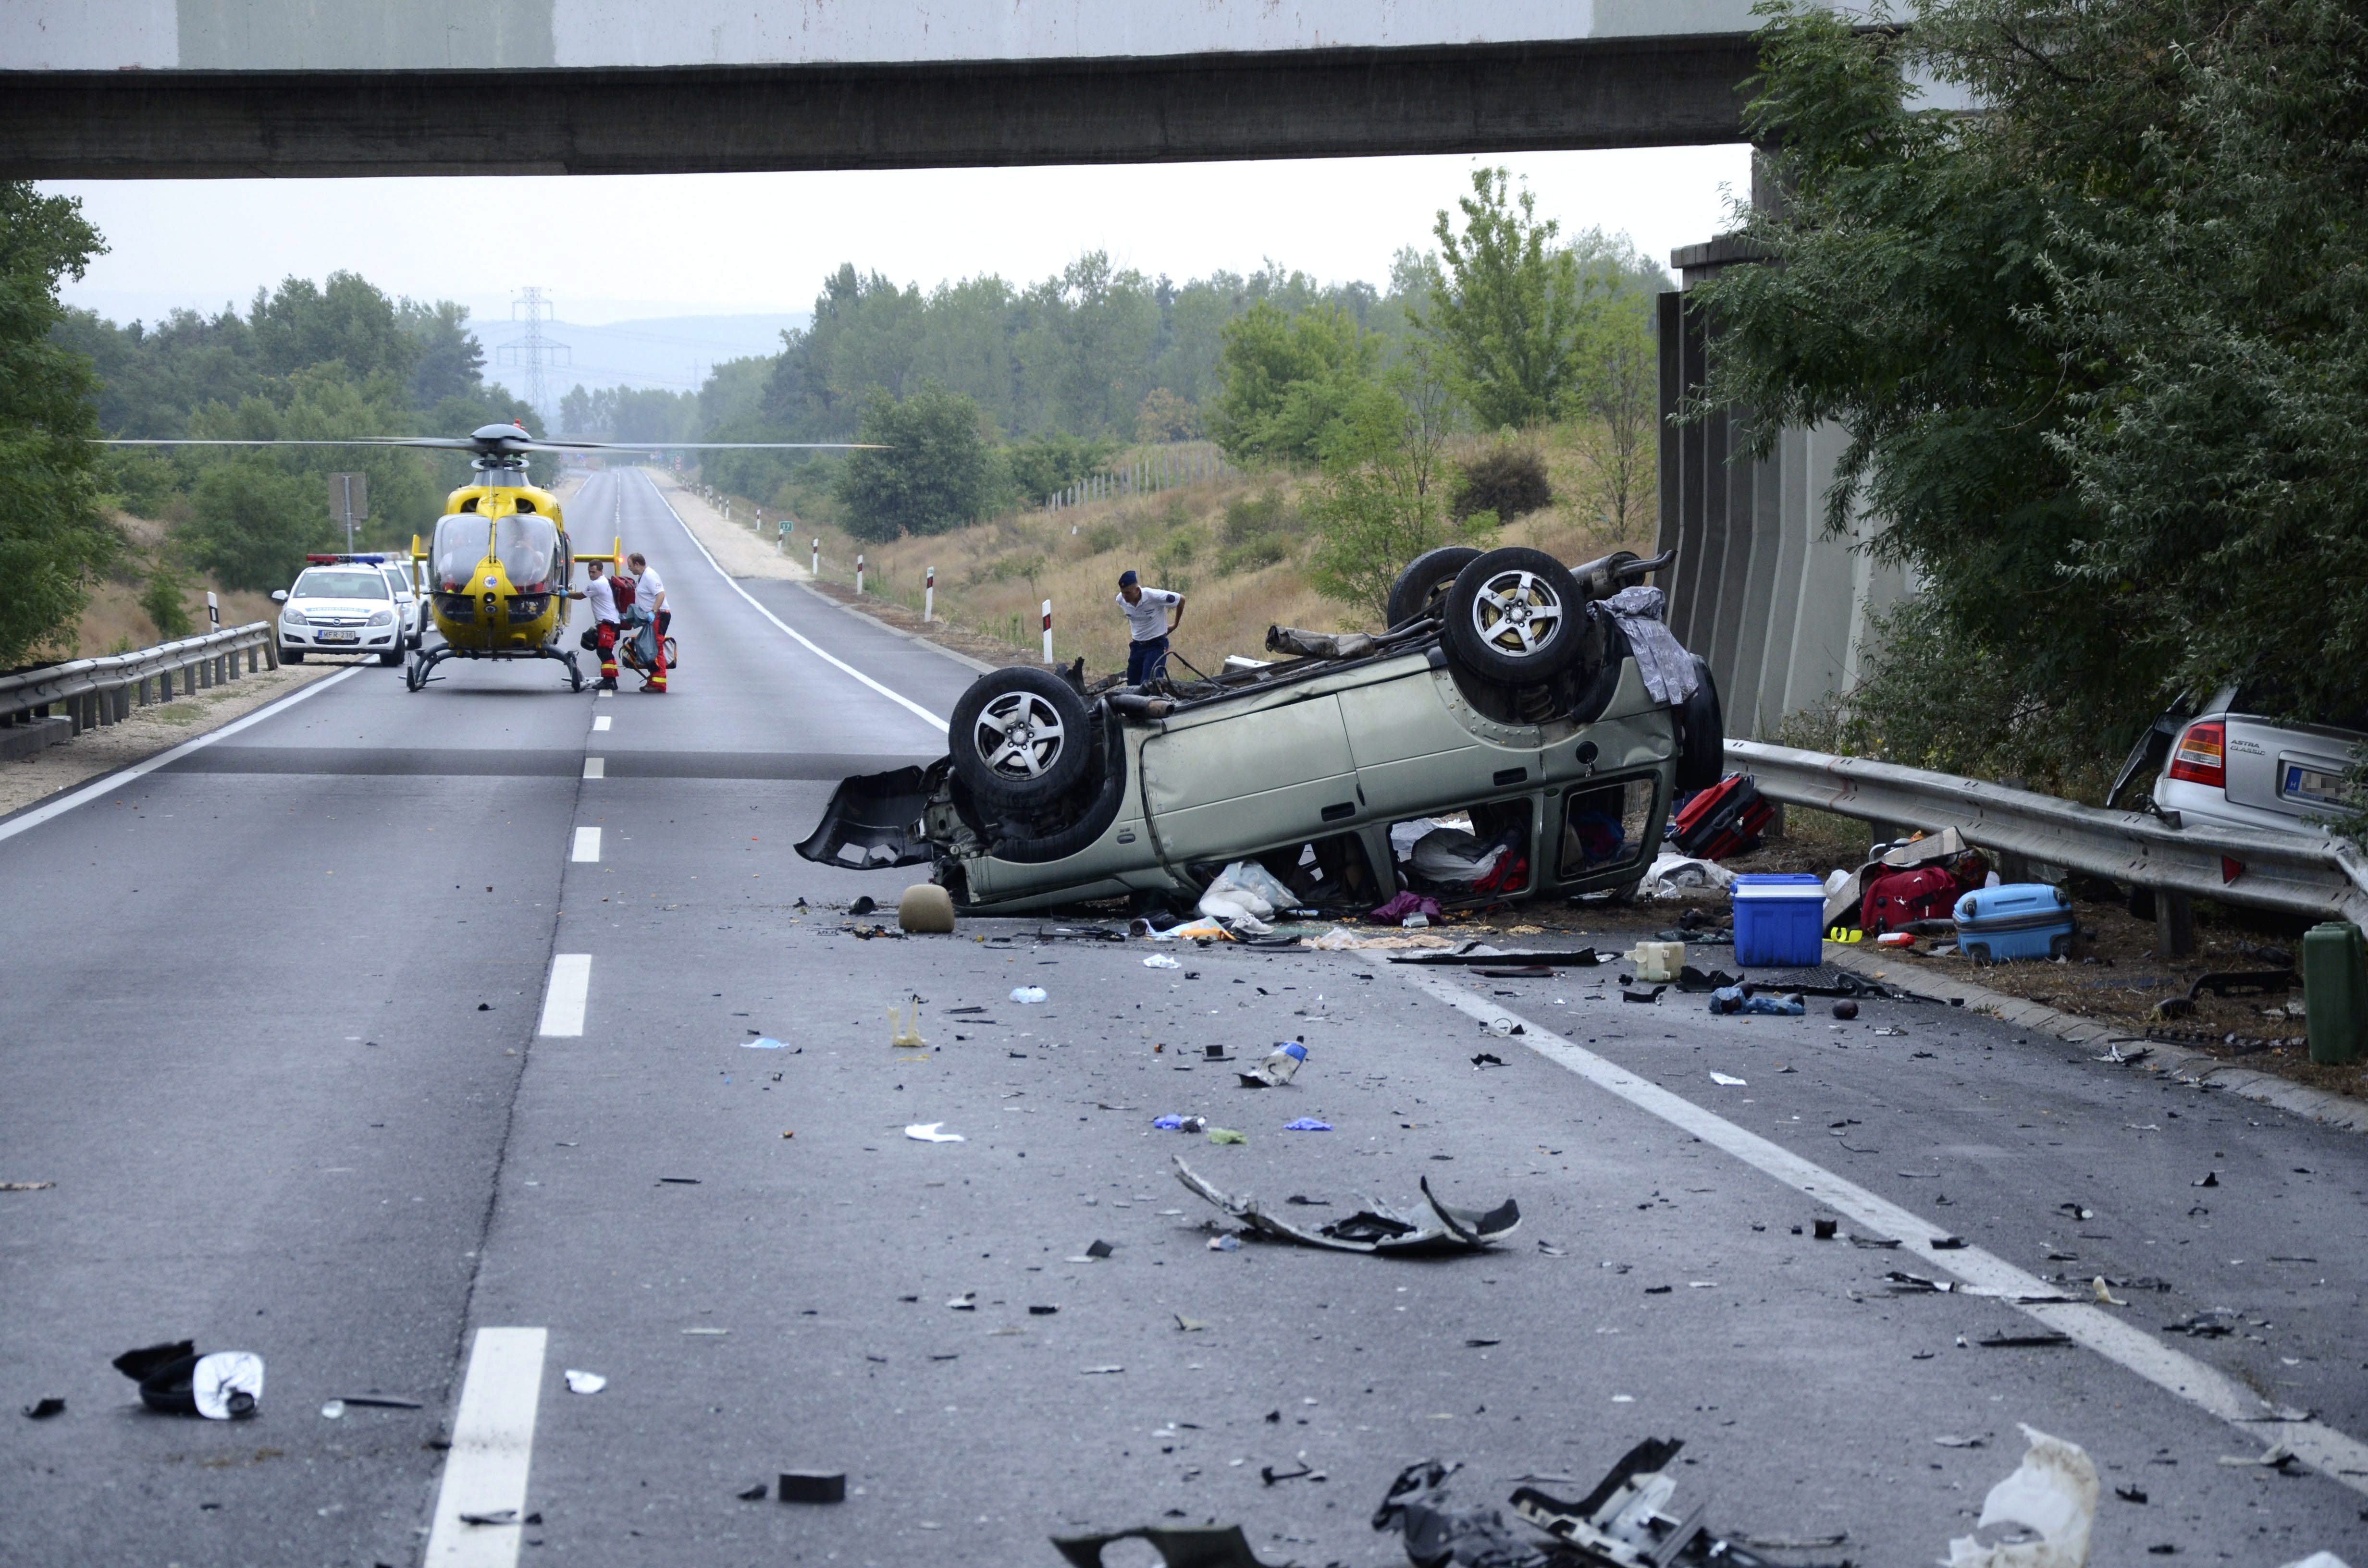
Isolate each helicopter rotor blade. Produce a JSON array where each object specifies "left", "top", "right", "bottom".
[
  {"left": 96, "top": 437, "right": 481, "bottom": 450},
  {"left": 514, "top": 440, "right": 885, "bottom": 452}
]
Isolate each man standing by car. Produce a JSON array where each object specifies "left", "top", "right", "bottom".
[
  {"left": 574, "top": 559, "right": 621, "bottom": 690},
  {"left": 627, "top": 551, "right": 668, "bottom": 694},
  {"left": 1115, "top": 569, "right": 1184, "bottom": 686}
]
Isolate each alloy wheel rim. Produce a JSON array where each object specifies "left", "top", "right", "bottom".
[
  {"left": 1470, "top": 569, "right": 1565, "bottom": 659},
  {"left": 977, "top": 692, "right": 1066, "bottom": 779}
]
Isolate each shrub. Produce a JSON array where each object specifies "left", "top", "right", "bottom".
[
  {"left": 140, "top": 565, "right": 194, "bottom": 640},
  {"left": 1450, "top": 442, "right": 1552, "bottom": 523},
  {"left": 1221, "top": 488, "right": 1294, "bottom": 545},
  {"left": 1217, "top": 536, "right": 1292, "bottom": 574}
]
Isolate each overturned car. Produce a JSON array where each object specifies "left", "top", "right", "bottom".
[{"left": 797, "top": 544, "right": 1723, "bottom": 915}]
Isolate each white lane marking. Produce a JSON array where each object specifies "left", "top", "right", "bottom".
[
  {"left": 538, "top": 954, "right": 592, "bottom": 1037},
  {"left": 635, "top": 469, "right": 948, "bottom": 734},
  {"left": 570, "top": 827, "right": 601, "bottom": 863},
  {"left": 0, "top": 664, "right": 363, "bottom": 849},
  {"left": 592, "top": 715, "right": 611, "bottom": 731},
  {"left": 582, "top": 756, "right": 604, "bottom": 779},
  {"left": 1399, "top": 968, "right": 2368, "bottom": 1496},
  {"left": 423, "top": 1326, "right": 547, "bottom": 1568}
]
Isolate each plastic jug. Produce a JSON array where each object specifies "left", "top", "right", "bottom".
[{"left": 1625, "top": 941, "right": 1684, "bottom": 984}]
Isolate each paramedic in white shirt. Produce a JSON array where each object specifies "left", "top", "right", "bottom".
[
  {"left": 571, "top": 559, "right": 622, "bottom": 690},
  {"left": 1114, "top": 569, "right": 1185, "bottom": 686},
  {"left": 626, "top": 551, "right": 669, "bottom": 693}
]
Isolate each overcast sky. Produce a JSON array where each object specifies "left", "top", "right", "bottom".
[{"left": 47, "top": 145, "right": 1750, "bottom": 330}]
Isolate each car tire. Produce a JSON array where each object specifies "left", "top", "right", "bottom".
[
  {"left": 1386, "top": 546, "right": 1485, "bottom": 630},
  {"left": 950, "top": 666, "right": 1095, "bottom": 808},
  {"left": 989, "top": 707, "right": 1130, "bottom": 864},
  {"left": 1443, "top": 547, "right": 1586, "bottom": 685},
  {"left": 1673, "top": 656, "right": 1725, "bottom": 793},
  {"left": 378, "top": 647, "right": 403, "bottom": 666},
  {"left": 282, "top": 649, "right": 305, "bottom": 664}
]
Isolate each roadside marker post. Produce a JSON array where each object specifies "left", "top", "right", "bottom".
[
  {"left": 1040, "top": 599, "right": 1053, "bottom": 662},
  {"left": 812, "top": 538, "right": 819, "bottom": 576},
  {"left": 925, "top": 566, "right": 935, "bottom": 622},
  {"left": 855, "top": 553, "right": 864, "bottom": 595}
]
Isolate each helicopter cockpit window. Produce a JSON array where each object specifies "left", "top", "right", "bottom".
[
  {"left": 493, "top": 515, "right": 562, "bottom": 592},
  {"left": 290, "top": 569, "right": 390, "bottom": 600},
  {"left": 433, "top": 514, "right": 489, "bottom": 591}
]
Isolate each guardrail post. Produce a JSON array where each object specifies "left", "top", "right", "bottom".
[
  {"left": 2155, "top": 890, "right": 2197, "bottom": 959},
  {"left": 264, "top": 640, "right": 279, "bottom": 671}
]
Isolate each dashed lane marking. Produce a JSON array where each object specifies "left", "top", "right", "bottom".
[
  {"left": 1399, "top": 967, "right": 2368, "bottom": 1497},
  {"left": 0, "top": 664, "right": 363, "bottom": 848},
  {"left": 592, "top": 715, "right": 611, "bottom": 731},
  {"left": 581, "top": 757, "right": 603, "bottom": 779},
  {"left": 570, "top": 827, "right": 601, "bottom": 863},
  {"left": 537, "top": 954, "right": 591, "bottom": 1037},
  {"left": 422, "top": 1326, "right": 547, "bottom": 1567},
  {"left": 636, "top": 469, "right": 949, "bottom": 734}
]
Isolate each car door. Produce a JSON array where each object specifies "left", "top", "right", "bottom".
[{"left": 1140, "top": 693, "right": 1358, "bottom": 867}]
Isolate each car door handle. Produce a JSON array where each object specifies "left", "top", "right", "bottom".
[{"left": 1321, "top": 802, "right": 1355, "bottom": 822}]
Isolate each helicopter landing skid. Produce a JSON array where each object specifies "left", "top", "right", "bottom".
[{"left": 405, "top": 643, "right": 585, "bottom": 693}]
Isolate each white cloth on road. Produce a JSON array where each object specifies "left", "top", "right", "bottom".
[{"left": 1116, "top": 588, "right": 1181, "bottom": 641}]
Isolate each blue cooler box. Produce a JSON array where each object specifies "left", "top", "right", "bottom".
[
  {"left": 1953, "top": 883, "right": 2073, "bottom": 961},
  {"left": 1731, "top": 874, "right": 1827, "bottom": 966}
]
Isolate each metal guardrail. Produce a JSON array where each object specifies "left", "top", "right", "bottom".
[
  {"left": 1728, "top": 738, "right": 2368, "bottom": 928},
  {"left": 0, "top": 622, "right": 279, "bottom": 737}
]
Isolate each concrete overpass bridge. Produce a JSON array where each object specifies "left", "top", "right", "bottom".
[{"left": 0, "top": 1, "right": 1774, "bottom": 178}]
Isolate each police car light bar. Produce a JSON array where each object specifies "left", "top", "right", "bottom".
[{"left": 307, "top": 553, "right": 388, "bottom": 564}]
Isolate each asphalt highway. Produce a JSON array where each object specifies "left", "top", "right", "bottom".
[{"left": 3, "top": 467, "right": 2363, "bottom": 1568}]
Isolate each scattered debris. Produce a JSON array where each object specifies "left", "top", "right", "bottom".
[
  {"left": 887, "top": 997, "right": 926, "bottom": 1049},
  {"left": 741, "top": 1036, "right": 788, "bottom": 1049},
  {"left": 1208, "top": 1235, "right": 1241, "bottom": 1252},
  {"left": 1977, "top": 1333, "right": 2073, "bottom": 1348},
  {"left": 1622, "top": 986, "right": 1665, "bottom": 1004},
  {"left": 111, "top": 1342, "right": 262, "bottom": 1420},
  {"left": 1812, "top": 1219, "right": 1839, "bottom": 1240},
  {"left": 1030, "top": 1305, "right": 1060, "bottom": 1316},
  {"left": 2115, "top": 1486, "right": 2147, "bottom": 1505},
  {"left": 2091, "top": 1278, "right": 2128, "bottom": 1307},
  {"left": 736, "top": 1483, "right": 769, "bottom": 1501},
  {"left": 1173, "top": 1156, "right": 1517, "bottom": 1254},
  {"left": 1238, "top": 1041, "right": 1308, "bottom": 1089},
  {"left": 2162, "top": 1309, "right": 2238, "bottom": 1339},
  {"left": 1374, "top": 1441, "right": 1844, "bottom": 1568},
  {"left": 1262, "top": 1461, "right": 1320, "bottom": 1484},
  {"left": 1283, "top": 1118, "right": 1334, "bottom": 1131},
  {"left": 1945, "top": 1425, "right": 2097, "bottom": 1568},
  {"left": 1389, "top": 947, "right": 1604, "bottom": 968},
  {"left": 1152, "top": 1115, "right": 1209, "bottom": 1133},
  {"left": 1145, "top": 954, "right": 1183, "bottom": 969},
  {"left": 1471, "top": 1053, "right": 1507, "bottom": 1068},
  {"left": 1175, "top": 1314, "right": 1209, "bottom": 1331},
  {"left": 0, "top": 1180, "right": 56, "bottom": 1192},
  {"left": 778, "top": 1470, "right": 847, "bottom": 1504},
  {"left": 1206, "top": 1128, "right": 1247, "bottom": 1145},
  {"left": 1934, "top": 1434, "right": 1987, "bottom": 1448},
  {"left": 1626, "top": 941, "right": 1686, "bottom": 983},
  {"left": 1708, "top": 987, "right": 1804, "bottom": 1016},
  {"left": 905, "top": 1123, "right": 965, "bottom": 1143},
  {"left": 2219, "top": 1441, "right": 2300, "bottom": 1472},
  {"left": 1052, "top": 1524, "right": 1283, "bottom": 1567},
  {"left": 1832, "top": 1001, "right": 1860, "bottom": 1020},
  {"left": 563, "top": 1370, "right": 606, "bottom": 1394},
  {"left": 1675, "top": 965, "right": 1743, "bottom": 992},
  {"left": 1081, "top": 1364, "right": 1125, "bottom": 1375},
  {"left": 1085, "top": 1239, "right": 1115, "bottom": 1259},
  {"left": 1011, "top": 986, "right": 1048, "bottom": 1004},
  {"left": 320, "top": 1400, "right": 345, "bottom": 1419},
  {"left": 2192, "top": 1172, "right": 2218, "bottom": 1188},
  {"left": 947, "top": 1293, "right": 977, "bottom": 1310},
  {"left": 1709, "top": 1072, "right": 1748, "bottom": 1087},
  {"left": 22, "top": 1397, "right": 64, "bottom": 1420}
]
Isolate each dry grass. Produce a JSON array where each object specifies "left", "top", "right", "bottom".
[{"left": 713, "top": 424, "right": 1656, "bottom": 680}]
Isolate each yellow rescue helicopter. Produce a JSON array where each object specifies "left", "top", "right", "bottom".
[{"left": 102, "top": 422, "right": 869, "bottom": 693}]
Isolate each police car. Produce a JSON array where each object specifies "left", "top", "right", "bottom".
[
  {"left": 271, "top": 555, "right": 408, "bottom": 665},
  {"left": 375, "top": 559, "right": 427, "bottom": 648}
]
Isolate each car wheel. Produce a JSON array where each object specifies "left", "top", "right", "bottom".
[
  {"left": 1443, "top": 547, "right": 1585, "bottom": 685},
  {"left": 950, "top": 666, "right": 1095, "bottom": 808},
  {"left": 378, "top": 646, "right": 404, "bottom": 666},
  {"left": 1386, "top": 546, "right": 1485, "bottom": 630},
  {"left": 282, "top": 649, "right": 305, "bottom": 664},
  {"left": 1673, "top": 655, "right": 1724, "bottom": 793}
]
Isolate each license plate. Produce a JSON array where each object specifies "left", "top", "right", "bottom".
[
  {"left": 318, "top": 630, "right": 359, "bottom": 644},
  {"left": 2282, "top": 763, "right": 2345, "bottom": 807}
]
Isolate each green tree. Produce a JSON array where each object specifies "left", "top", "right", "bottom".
[
  {"left": 184, "top": 458, "right": 322, "bottom": 590},
  {"left": 250, "top": 271, "right": 419, "bottom": 386},
  {"left": 0, "top": 182, "right": 115, "bottom": 666},
  {"left": 399, "top": 299, "right": 485, "bottom": 405},
  {"left": 1694, "top": 1, "right": 2368, "bottom": 796},
  {"left": 1208, "top": 301, "right": 1381, "bottom": 465},
  {"left": 1576, "top": 298, "right": 1658, "bottom": 539},
  {"left": 833, "top": 382, "right": 993, "bottom": 541},
  {"left": 1306, "top": 347, "right": 1496, "bottom": 621},
  {"left": 1426, "top": 169, "right": 1588, "bottom": 430},
  {"left": 140, "top": 563, "right": 194, "bottom": 640}
]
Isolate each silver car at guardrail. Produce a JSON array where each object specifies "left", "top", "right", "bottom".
[{"left": 799, "top": 546, "right": 1725, "bottom": 915}]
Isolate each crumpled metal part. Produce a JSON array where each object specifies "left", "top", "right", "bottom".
[
  {"left": 1051, "top": 1523, "right": 1286, "bottom": 1567},
  {"left": 1266, "top": 625, "right": 1380, "bottom": 661},
  {"left": 1375, "top": 1460, "right": 1555, "bottom": 1568},
  {"left": 1173, "top": 1156, "right": 1518, "bottom": 1253}
]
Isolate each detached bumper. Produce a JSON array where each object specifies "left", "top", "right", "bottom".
[{"left": 795, "top": 765, "right": 939, "bottom": 869}]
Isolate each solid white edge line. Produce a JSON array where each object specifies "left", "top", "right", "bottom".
[
  {"left": 0, "top": 663, "right": 364, "bottom": 849},
  {"left": 1397, "top": 967, "right": 2368, "bottom": 1495},
  {"left": 537, "top": 954, "right": 592, "bottom": 1038},
  {"left": 570, "top": 826, "right": 601, "bottom": 863},
  {"left": 423, "top": 1326, "right": 548, "bottom": 1568},
  {"left": 631, "top": 468, "right": 950, "bottom": 735}
]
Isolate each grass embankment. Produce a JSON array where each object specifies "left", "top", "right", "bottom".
[{"left": 708, "top": 429, "right": 1655, "bottom": 681}]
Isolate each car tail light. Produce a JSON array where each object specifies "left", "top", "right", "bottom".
[{"left": 2167, "top": 720, "right": 2226, "bottom": 787}]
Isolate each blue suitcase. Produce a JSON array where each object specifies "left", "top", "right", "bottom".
[{"left": 1952, "top": 882, "right": 2073, "bottom": 961}]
